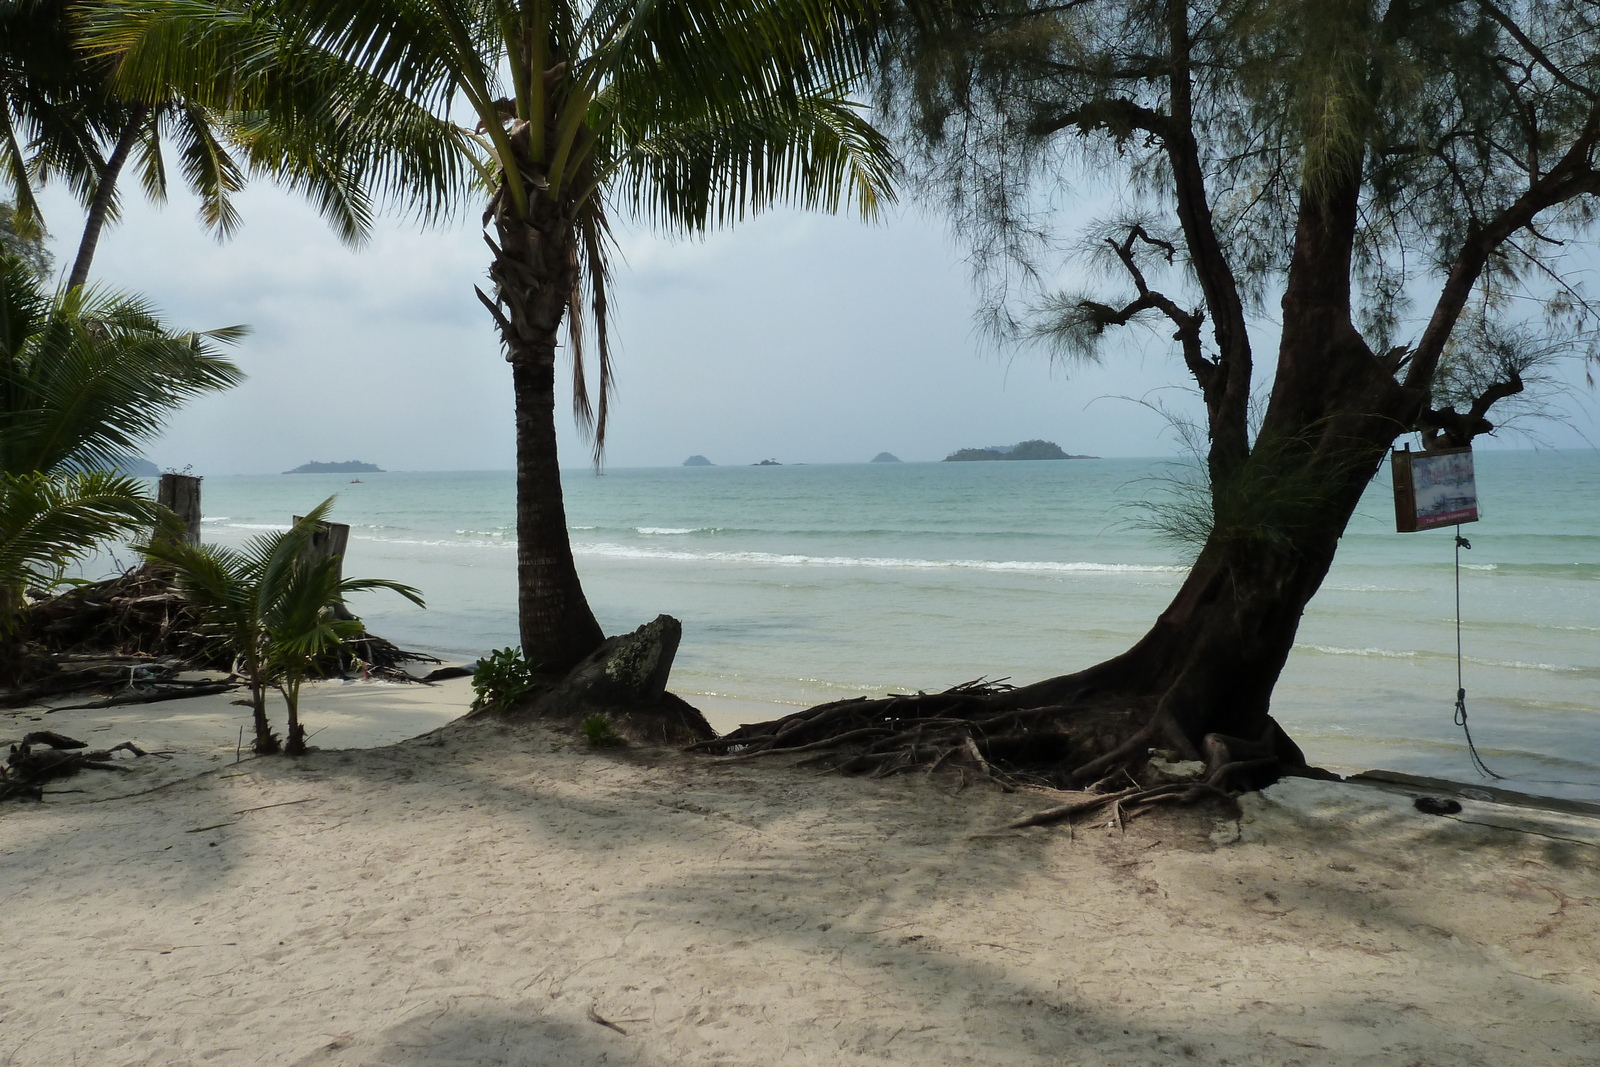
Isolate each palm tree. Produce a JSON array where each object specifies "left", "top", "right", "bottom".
[
  {"left": 0, "top": 0, "right": 96, "bottom": 238},
  {"left": 0, "top": 0, "right": 229, "bottom": 285},
  {"left": 265, "top": 536, "right": 424, "bottom": 753},
  {"left": 0, "top": 467, "right": 165, "bottom": 633},
  {"left": 3, "top": 0, "right": 457, "bottom": 290},
  {"left": 0, "top": 255, "right": 244, "bottom": 478},
  {"left": 0, "top": 199, "right": 50, "bottom": 276},
  {"left": 91, "top": 0, "right": 896, "bottom": 673},
  {"left": 0, "top": 249, "right": 240, "bottom": 634},
  {"left": 143, "top": 499, "right": 424, "bottom": 754}
]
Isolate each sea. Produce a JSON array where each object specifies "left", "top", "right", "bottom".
[{"left": 139, "top": 450, "right": 1599, "bottom": 800}]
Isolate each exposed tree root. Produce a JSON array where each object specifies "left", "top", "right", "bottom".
[{"left": 691, "top": 677, "right": 1326, "bottom": 829}]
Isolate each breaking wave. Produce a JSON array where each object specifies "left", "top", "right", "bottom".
[{"left": 569, "top": 541, "right": 1185, "bottom": 573}]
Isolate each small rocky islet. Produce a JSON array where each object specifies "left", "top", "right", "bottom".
[{"left": 943, "top": 439, "right": 1095, "bottom": 462}]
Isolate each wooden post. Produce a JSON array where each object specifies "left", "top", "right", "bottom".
[
  {"left": 292, "top": 515, "right": 356, "bottom": 619},
  {"left": 157, "top": 473, "right": 202, "bottom": 545}
]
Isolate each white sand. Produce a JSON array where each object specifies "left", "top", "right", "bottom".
[{"left": 3, "top": 682, "right": 1598, "bottom": 1066}]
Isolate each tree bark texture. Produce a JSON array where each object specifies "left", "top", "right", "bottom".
[
  {"left": 292, "top": 513, "right": 355, "bottom": 620},
  {"left": 158, "top": 473, "right": 202, "bottom": 546},
  {"left": 67, "top": 109, "right": 148, "bottom": 292},
  {"left": 488, "top": 176, "right": 606, "bottom": 673}
]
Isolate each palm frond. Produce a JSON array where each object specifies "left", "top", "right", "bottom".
[
  {"left": 0, "top": 254, "right": 245, "bottom": 476},
  {"left": 612, "top": 91, "right": 896, "bottom": 231},
  {"left": 171, "top": 102, "right": 245, "bottom": 238},
  {"left": 568, "top": 197, "right": 616, "bottom": 462},
  {"left": 0, "top": 469, "right": 167, "bottom": 623}
]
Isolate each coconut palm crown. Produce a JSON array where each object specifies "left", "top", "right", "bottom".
[
  {"left": 0, "top": 253, "right": 245, "bottom": 478},
  {"left": 89, "top": 0, "right": 897, "bottom": 671},
  {"left": 0, "top": 250, "right": 241, "bottom": 635}
]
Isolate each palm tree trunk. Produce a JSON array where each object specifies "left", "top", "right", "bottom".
[
  {"left": 508, "top": 349, "right": 606, "bottom": 670},
  {"left": 283, "top": 676, "right": 305, "bottom": 754},
  {"left": 247, "top": 675, "right": 278, "bottom": 754},
  {"left": 67, "top": 108, "right": 148, "bottom": 291},
  {"left": 489, "top": 199, "right": 606, "bottom": 673}
]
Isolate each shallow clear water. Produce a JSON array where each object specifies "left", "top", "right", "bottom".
[{"left": 182, "top": 450, "right": 1600, "bottom": 799}]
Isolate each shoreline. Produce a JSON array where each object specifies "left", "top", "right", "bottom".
[{"left": 3, "top": 684, "right": 1598, "bottom": 1065}]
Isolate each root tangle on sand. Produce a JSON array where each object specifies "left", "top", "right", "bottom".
[{"left": 689, "top": 678, "right": 1326, "bottom": 831}]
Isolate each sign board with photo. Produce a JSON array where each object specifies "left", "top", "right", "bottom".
[{"left": 1391, "top": 446, "right": 1479, "bottom": 532}]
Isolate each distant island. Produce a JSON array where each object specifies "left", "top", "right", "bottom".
[
  {"left": 284, "top": 460, "right": 385, "bottom": 474},
  {"left": 108, "top": 455, "right": 159, "bottom": 476},
  {"left": 943, "top": 440, "right": 1096, "bottom": 462},
  {"left": 682, "top": 455, "right": 714, "bottom": 466},
  {"left": 752, "top": 458, "right": 782, "bottom": 466},
  {"left": 870, "top": 452, "right": 901, "bottom": 463}
]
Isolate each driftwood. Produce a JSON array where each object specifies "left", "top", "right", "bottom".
[
  {"left": 0, "top": 657, "right": 219, "bottom": 708},
  {"left": 3, "top": 567, "right": 440, "bottom": 703},
  {"left": 18, "top": 567, "right": 219, "bottom": 671},
  {"left": 1, "top": 732, "right": 153, "bottom": 802}
]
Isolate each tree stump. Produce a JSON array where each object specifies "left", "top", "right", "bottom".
[
  {"left": 515, "top": 615, "right": 714, "bottom": 744},
  {"left": 157, "top": 474, "right": 202, "bottom": 545},
  {"left": 293, "top": 515, "right": 355, "bottom": 620}
]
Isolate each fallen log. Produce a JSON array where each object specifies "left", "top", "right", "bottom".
[{"left": 46, "top": 682, "right": 238, "bottom": 712}]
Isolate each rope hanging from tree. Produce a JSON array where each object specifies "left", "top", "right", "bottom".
[{"left": 1452, "top": 526, "right": 1502, "bottom": 780}]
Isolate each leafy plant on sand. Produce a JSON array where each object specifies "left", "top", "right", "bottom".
[
  {"left": 580, "top": 714, "right": 624, "bottom": 748},
  {"left": 469, "top": 646, "right": 541, "bottom": 714},
  {"left": 91, "top": 0, "right": 897, "bottom": 679},
  {"left": 142, "top": 499, "right": 423, "bottom": 755}
]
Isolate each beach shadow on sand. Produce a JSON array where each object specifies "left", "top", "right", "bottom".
[{"left": 6, "top": 705, "right": 1600, "bottom": 1065}]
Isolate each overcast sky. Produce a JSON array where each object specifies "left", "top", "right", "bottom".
[{"left": 34, "top": 179, "right": 1599, "bottom": 475}]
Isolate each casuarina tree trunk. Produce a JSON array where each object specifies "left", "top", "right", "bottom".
[
  {"left": 487, "top": 176, "right": 606, "bottom": 673},
  {"left": 67, "top": 108, "right": 148, "bottom": 292}
]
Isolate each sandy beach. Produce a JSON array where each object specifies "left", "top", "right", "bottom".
[{"left": 3, "top": 681, "right": 1599, "bottom": 1066}]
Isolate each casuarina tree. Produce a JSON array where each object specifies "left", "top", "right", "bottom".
[{"left": 698, "top": 0, "right": 1600, "bottom": 799}]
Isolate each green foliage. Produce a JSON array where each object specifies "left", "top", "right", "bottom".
[
  {"left": 4, "top": 0, "right": 425, "bottom": 272},
  {"left": 0, "top": 203, "right": 49, "bottom": 277},
  {"left": 0, "top": 254, "right": 245, "bottom": 477},
  {"left": 470, "top": 646, "right": 540, "bottom": 714},
  {"left": 876, "top": 0, "right": 1600, "bottom": 386},
  {"left": 0, "top": 249, "right": 238, "bottom": 630},
  {"left": 0, "top": 468, "right": 168, "bottom": 632},
  {"left": 579, "top": 714, "right": 624, "bottom": 749},
  {"left": 142, "top": 498, "right": 424, "bottom": 754}
]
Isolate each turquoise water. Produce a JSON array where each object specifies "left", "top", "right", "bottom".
[{"left": 178, "top": 451, "right": 1600, "bottom": 798}]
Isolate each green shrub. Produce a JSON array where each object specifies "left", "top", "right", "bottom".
[
  {"left": 580, "top": 714, "right": 624, "bottom": 748},
  {"left": 470, "top": 646, "right": 539, "bottom": 712}
]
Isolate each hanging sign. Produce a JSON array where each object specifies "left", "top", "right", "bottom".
[{"left": 1391, "top": 445, "right": 1479, "bottom": 532}]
